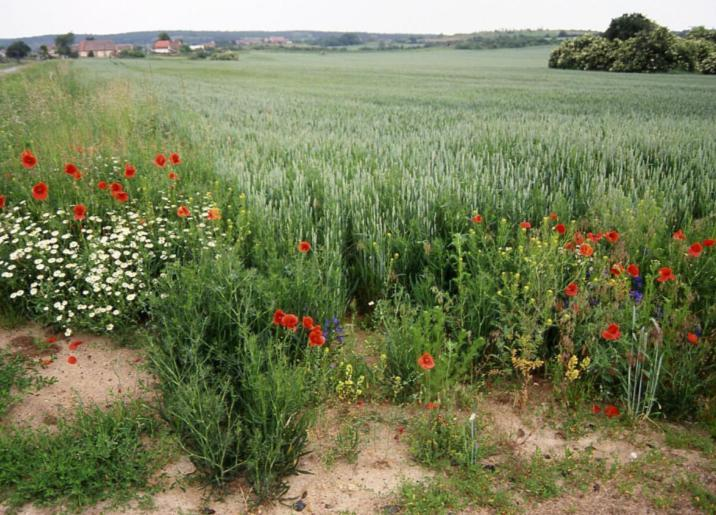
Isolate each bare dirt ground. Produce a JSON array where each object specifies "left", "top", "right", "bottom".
[{"left": 1, "top": 324, "right": 154, "bottom": 429}]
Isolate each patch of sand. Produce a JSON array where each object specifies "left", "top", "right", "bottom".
[{"left": 0, "top": 324, "right": 154, "bottom": 429}]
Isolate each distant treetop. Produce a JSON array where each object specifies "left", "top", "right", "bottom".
[
  {"left": 604, "top": 13, "right": 656, "bottom": 41},
  {"left": 157, "top": 32, "right": 171, "bottom": 41}
]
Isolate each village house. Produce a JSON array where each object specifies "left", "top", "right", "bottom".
[
  {"left": 76, "top": 40, "right": 117, "bottom": 58},
  {"left": 152, "top": 40, "right": 183, "bottom": 54}
]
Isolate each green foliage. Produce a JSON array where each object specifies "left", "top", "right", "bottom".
[
  {"left": 0, "top": 402, "right": 170, "bottom": 512},
  {"left": 148, "top": 250, "right": 316, "bottom": 500},
  {"left": 408, "top": 409, "right": 484, "bottom": 468},
  {"left": 118, "top": 47, "right": 146, "bottom": 58},
  {"left": 550, "top": 13, "right": 712, "bottom": 74},
  {"left": 680, "top": 474, "right": 716, "bottom": 512},
  {"left": 54, "top": 33, "right": 75, "bottom": 57},
  {"left": 604, "top": 13, "right": 656, "bottom": 41},
  {"left": 5, "top": 41, "right": 31, "bottom": 61},
  {"left": 663, "top": 425, "right": 715, "bottom": 455},
  {"left": 240, "top": 337, "right": 312, "bottom": 501},
  {"left": 610, "top": 27, "right": 679, "bottom": 72}
]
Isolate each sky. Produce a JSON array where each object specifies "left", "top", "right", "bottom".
[{"left": 1, "top": 0, "right": 714, "bottom": 38}]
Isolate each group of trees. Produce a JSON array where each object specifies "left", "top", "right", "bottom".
[
  {"left": 549, "top": 13, "right": 716, "bottom": 74},
  {"left": 2, "top": 33, "right": 76, "bottom": 62}
]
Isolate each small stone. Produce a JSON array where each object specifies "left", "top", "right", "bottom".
[
  {"left": 293, "top": 499, "right": 306, "bottom": 511},
  {"left": 483, "top": 463, "right": 496, "bottom": 472},
  {"left": 593, "top": 483, "right": 601, "bottom": 492},
  {"left": 201, "top": 508, "right": 215, "bottom": 514}
]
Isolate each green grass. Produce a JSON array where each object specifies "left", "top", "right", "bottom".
[
  {"left": 0, "top": 401, "right": 173, "bottom": 512},
  {"left": 664, "top": 425, "right": 715, "bottom": 455}
]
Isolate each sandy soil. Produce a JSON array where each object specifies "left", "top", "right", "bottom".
[{"left": 1, "top": 324, "right": 154, "bottom": 429}]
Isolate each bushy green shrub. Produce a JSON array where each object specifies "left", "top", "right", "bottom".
[
  {"left": 148, "top": 248, "right": 324, "bottom": 500},
  {"left": 549, "top": 13, "right": 712, "bottom": 74}
]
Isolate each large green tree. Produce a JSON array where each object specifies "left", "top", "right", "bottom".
[
  {"left": 157, "top": 32, "right": 171, "bottom": 41},
  {"left": 604, "top": 13, "right": 655, "bottom": 41},
  {"left": 54, "top": 32, "right": 75, "bottom": 57},
  {"left": 6, "top": 41, "right": 31, "bottom": 61}
]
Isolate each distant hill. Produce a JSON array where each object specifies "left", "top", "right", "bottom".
[
  {"left": 0, "top": 30, "right": 438, "bottom": 49},
  {"left": 0, "top": 29, "right": 592, "bottom": 50}
]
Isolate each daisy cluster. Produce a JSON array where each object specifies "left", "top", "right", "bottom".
[{"left": 0, "top": 194, "right": 221, "bottom": 335}]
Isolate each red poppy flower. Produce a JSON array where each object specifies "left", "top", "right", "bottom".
[
  {"left": 579, "top": 243, "right": 594, "bottom": 257},
  {"left": 73, "top": 204, "right": 87, "bottom": 221},
  {"left": 68, "top": 340, "right": 83, "bottom": 351},
  {"left": 273, "top": 309, "right": 285, "bottom": 325},
  {"left": 154, "top": 154, "right": 167, "bottom": 167},
  {"left": 519, "top": 221, "right": 531, "bottom": 230},
  {"left": 298, "top": 240, "right": 311, "bottom": 253},
  {"left": 98, "top": 181, "right": 108, "bottom": 190},
  {"left": 110, "top": 182, "right": 123, "bottom": 193},
  {"left": 549, "top": 212, "right": 558, "bottom": 221},
  {"left": 610, "top": 264, "right": 623, "bottom": 276},
  {"left": 21, "top": 150, "right": 37, "bottom": 169},
  {"left": 177, "top": 205, "right": 191, "bottom": 218},
  {"left": 32, "top": 182, "right": 48, "bottom": 201},
  {"left": 605, "top": 231, "right": 620, "bottom": 244},
  {"left": 0, "top": 195, "right": 5, "bottom": 209},
  {"left": 46, "top": 336, "right": 57, "bottom": 344},
  {"left": 688, "top": 242, "right": 703, "bottom": 258},
  {"left": 574, "top": 232, "right": 585, "bottom": 245},
  {"left": 67, "top": 355, "right": 77, "bottom": 365},
  {"left": 704, "top": 239, "right": 715, "bottom": 247},
  {"left": 656, "top": 267, "right": 676, "bottom": 283},
  {"left": 471, "top": 214, "right": 483, "bottom": 223},
  {"left": 418, "top": 352, "right": 435, "bottom": 370},
  {"left": 627, "top": 264, "right": 640, "bottom": 277},
  {"left": 308, "top": 328, "right": 326, "bottom": 346},
  {"left": 207, "top": 208, "right": 221, "bottom": 220},
  {"left": 673, "top": 229, "right": 685, "bottom": 241},
  {"left": 687, "top": 332, "right": 698, "bottom": 345},
  {"left": 587, "top": 232, "right": 602, "bottom": 242},
  {"left": 113, "top": 191, "right": 129, "bottom": 203},
  {"left": 170, "top": 152, "right": 181, "bottom": 165},
  {"left": 124, "top": 163, "right": 136, "bottom": 179},
  {"left": 64, "top": 163, "right": 78, "bottom": 176},
  {"left": 564, "top": 282, "right": 579, "bottom": 297},
  {"left": 604, "top": 404, "right": 620, "bottom": 418},
  {"left": 554, "top": 223, "right": 566, "bottom": 235},
  {"left": 592, "top": 404, "right": 601, "bottom": 415},
  {"left": 424, "top": 402, "right": 440, "bottom": 410},
  {"left": 281, "top": 313, "right": 299, "bottom": 331},
  {"left": 168, "top": 172, "right": 177, "bottom": 180},
  {"left": 602, "top": 323, "right": 621, "bottom": 341},
  {"left": 302, "top": 316, "right": 314, "bottom": 330}
]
